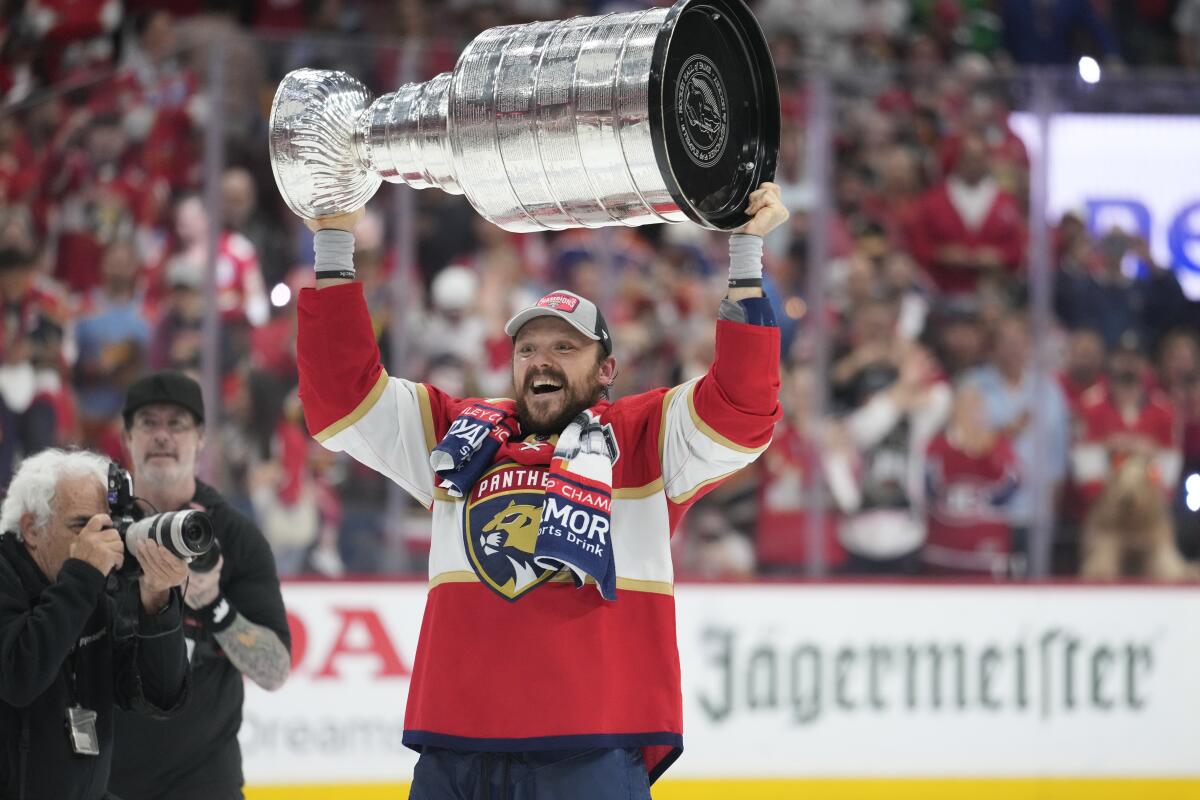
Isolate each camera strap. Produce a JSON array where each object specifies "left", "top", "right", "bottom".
[{"left": 64, "top": 646, "right": 81, "bottom": 706}]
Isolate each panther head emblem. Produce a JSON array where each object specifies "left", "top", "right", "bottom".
[
  {"left": 463, "top": 465, "right": 557, "bottom": 601},
  {"left": 480, "top": 500, "right": 541, "bottom": 556}
]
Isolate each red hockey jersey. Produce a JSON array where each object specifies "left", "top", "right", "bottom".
[
  {"left": 923, "top": 431, "right": 1019, "bottom": 575},
  {"left": 296, "top": 283, "right": 780, "bottom": 781},
  {"left": 1071, "top": 385, "right": 1180, "bottom": 507}
]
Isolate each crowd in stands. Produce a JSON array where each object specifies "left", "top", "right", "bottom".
[{"left": 1, "top": 0, "right": 1199, "bottom": 580}]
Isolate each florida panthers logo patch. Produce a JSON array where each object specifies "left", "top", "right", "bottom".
[{"left": 464, "top": 463, "right": 557, "bottom": 601}]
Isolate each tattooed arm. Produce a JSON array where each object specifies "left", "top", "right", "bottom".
[
  {"left": 185, "top": 556, "right": 291, "bottom": 692},
  {"left": 211, "top": 612, "right": 291, "bottom": 691}
]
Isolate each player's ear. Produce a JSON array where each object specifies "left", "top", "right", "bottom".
[{"left": 598, "top": 356, "right": 617, "bottom": 387}]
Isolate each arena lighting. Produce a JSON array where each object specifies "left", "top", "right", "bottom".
[
  {"left": 270, "top": 282, "right": 292, "bottom": 308},
  {"left": 1078, "top": 56, "right": 1101, "bottom": 84},
  {"left": 1186, "top": 474, "right": 1200, "bottom": 513}
]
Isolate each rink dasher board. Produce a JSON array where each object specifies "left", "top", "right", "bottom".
[{"left": 241, "top": 581, "right": 1200, "bottom": 783}]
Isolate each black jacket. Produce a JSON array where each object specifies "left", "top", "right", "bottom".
[
  {"left": 0, "top": 535, "right": 189, "bottom": 800},
  {"left": 110, "top": 481, "right": 290, "bottom": 800}
]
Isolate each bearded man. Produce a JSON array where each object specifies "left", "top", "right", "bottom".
[{"left": 294, "top": 183, "right": 787, "bottom": 799}]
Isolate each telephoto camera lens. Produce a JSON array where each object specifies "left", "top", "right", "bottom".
[
  {"left": 124, "top": 510, "right": 216, "bottom": 562},
  {"left": 189, "top": 537, "right": 222, "bottom": 574}
]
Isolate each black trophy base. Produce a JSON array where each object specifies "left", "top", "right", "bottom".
[{"left": 650, "top": 0, "right": 781, "bottom": 230}]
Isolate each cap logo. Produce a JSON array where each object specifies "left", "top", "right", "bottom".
[{"left": 537, "top": 293, "right": 580, "bottom": 313}]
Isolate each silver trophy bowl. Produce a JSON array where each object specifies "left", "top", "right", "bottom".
[{"left": 269, "top": 0, "right": 778, "bottom": 232}]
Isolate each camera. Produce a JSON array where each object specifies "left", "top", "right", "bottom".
[
  {"left": 189, "top": 537, "right": 222, "bottom": 574},
  {"left": 106, "top": 463, "right": 215, "bottom": 576}
]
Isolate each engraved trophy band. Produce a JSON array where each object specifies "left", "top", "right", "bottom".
[{"left": 269, "top": 0, "right": 779, "bottom": 232}]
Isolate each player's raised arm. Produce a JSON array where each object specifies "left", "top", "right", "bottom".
[
  {"left": 294, "top": 210, "right": 454, "bottom": 509},
  {"left": 658, "top": 182, "right": 790, "bottom": 506}
]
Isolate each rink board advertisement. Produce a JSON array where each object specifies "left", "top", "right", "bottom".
[
  {"left": 242, "top": 583, "right": 1200, "bottom": 791},
  {"left": 1008, "top": 112, "right": 1200, "bottom": 299}
]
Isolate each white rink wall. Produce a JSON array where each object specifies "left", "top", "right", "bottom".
[{"left": 242, "top": 582, "right": 1200, "bottom": 785}]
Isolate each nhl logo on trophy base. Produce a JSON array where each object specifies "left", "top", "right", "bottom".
[{"left": 269, "top": 0, "right": 779, "bottom": 232}]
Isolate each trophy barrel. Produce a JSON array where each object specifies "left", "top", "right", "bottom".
[
  {"left": 268, "top": 0, "right": 778, "bottom": 231},
  {"left": 444, "top": 0, "right": 778, "bottom": 232}
]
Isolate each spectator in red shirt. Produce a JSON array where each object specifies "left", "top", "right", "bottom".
[
  {"left": 923, "top": 383, "right": 1020, "bottom": 576},
  {"left": 1058, "top": 326, "right": 1110, "bottom": 545},
  {"left": 19, "top": 0, "right": 121, "bottom": 82},
  {"left": 250, "top": 266, "right": 311, "bottom": 384},
  {"left": 1072, "top": 332, "right": 1181, "bottom": 512},
  {"left": 229, "top": 373, "right": 342, "bottom": 576},
  {"left": 947, "top": 90, "right": 1030, "bottom": 197},
  {"left": 0, "top": 240, "right": 69, "bottom": 488},
  {"left": 221, "top": 166, "right": 292, "bottom": 288},
  {"left": 0, "top": 116, "right": 37, "bottom": 203},
  {"left": 1160, "top": 329, "right": 1200, "bottom": 407},
  {"left": 250, "top": 0, "right": 309, "bottom": 31},
  {"left": 1059, "top": 327, "right": 1108, "bottom": 414},
  {"left": 118, "top": 9, "right": 201, "bottom": 192},
  {"left": 48, "top": 112, "right": 146, "bottom": 294},
  {"left": 161, "top": 194, "right": 269, "bottom": 327},
  {"left": 1158, "top": 328, "right": 1200, "bottom": 557},
  {"left": 755, "top": 363, "right": 851, "bottom": 573},
  {"left": 861, "top": 144, "right": 923, "bottom": 248},
  {"left": 909, "top": 133, "right": 1026, "bottom": 295}
]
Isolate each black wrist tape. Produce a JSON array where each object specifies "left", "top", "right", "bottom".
[
  {"left": 198, "top": 593, "right": 236, "bottom": 633},
  {"left": 315, "top": 269, "right": 356, "bottom": 281}
]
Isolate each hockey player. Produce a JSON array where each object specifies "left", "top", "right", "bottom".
[{"left": 294, "top": 183, "right": 787, "bottom": 798}]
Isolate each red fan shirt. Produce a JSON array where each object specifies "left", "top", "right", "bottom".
[{"left": 923, "top": 431, "right": 1018, "bottom": 575}]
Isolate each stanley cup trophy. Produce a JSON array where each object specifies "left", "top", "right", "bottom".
[{"left": 269, "top": 0, "right": 779, "bottom": 232}]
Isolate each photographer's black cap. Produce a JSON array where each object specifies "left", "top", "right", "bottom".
[{"left": 123, "top": 371, "right": 205, "bottom": 427}]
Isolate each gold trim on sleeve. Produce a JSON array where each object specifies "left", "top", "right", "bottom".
[
  {"left": 415, "top": 383, "right": 438, "bottom": 452},
  {"left": 666, "top": 467, "right": 742, "bottom": 505},
  {"left": 658, "top": 384, "right": 683, "bottom": 463},
  {"left": 685, "top": 383, "right": 768, "bottom": 455},
  {"left": 313, "top": 371, "right": 390, "bottom": 443},
  {"left": 613, "top": 478, "right": 664, "bottom": 499}
]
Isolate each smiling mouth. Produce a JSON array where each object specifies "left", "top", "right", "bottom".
[{"left": 529, "top": 378, "right": 563, "bottom": 396}]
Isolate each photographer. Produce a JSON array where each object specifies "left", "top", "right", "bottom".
[
  {"left": 110, "top": 372, "right": 290, "bottom": 800},
  {"left": 0, "top": 449, "right": 190, "bottom": 800}
]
